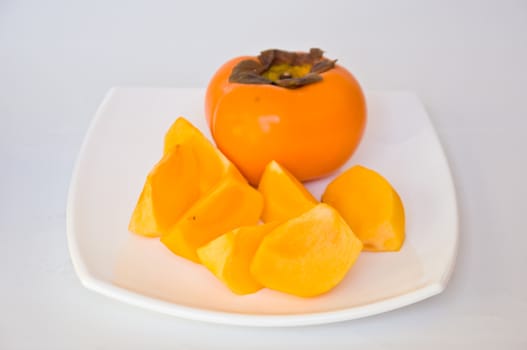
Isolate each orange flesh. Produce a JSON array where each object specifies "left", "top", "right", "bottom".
[
  {"left": 129, "top": 117, "right": 247, "bottom": 238},
  {"left": 161, "top": 177, "right": 263, "bottom": 263},
  {"left": 322, "top": 165, "right": 405, "bottom": 251},
  {"left": 197, "top": 222, "right": 281, "bottom": 295},
  {"left": 258, "top": 160, "right": 317, "bottom": 222},
  {"left": 164, "top": 117, "right": 246, "bottom": 193},
  {"left": 250, "top": 204, "right": 363, "bottom": 297},
  {"left": 128, "top": 143, "right": 200, "bottom": 237}
]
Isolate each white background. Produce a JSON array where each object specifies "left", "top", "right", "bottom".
[{"left": 1, "top": 0, "right": 526, "bottom": 348}]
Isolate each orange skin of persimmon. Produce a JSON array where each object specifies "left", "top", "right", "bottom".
[{"left": 205, "top": 56, "right": 367, "bottom": 185}]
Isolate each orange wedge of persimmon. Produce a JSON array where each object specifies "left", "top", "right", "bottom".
[
  {"left": 129, "top": 117, "right": 247, "bottom": 238},
  {"left": 128, "top": 143, "right": 200, "bottom": 237},
  {"left": 161, "top": 175, "right": 262, "bottom": 263},
  {"left": 322, "top": 165, "right": 405, "bottom": 252},
  {"left": 197, "top": 222, "right": 281, "bottom": 295},
  {"left": 251, "top": 204, "right": 363, "bottom": 297},
  {"left": 258, "top": 160, "right": 317, "bottom": 222}
]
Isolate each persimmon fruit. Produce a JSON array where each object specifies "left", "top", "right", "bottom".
[{"left": 205, "top": 48, "right": 367, "bottom": 185}]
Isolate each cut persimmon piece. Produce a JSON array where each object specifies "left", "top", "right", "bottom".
[
  {"left": 251, "top": 204, "right": 362, "bottom": 297},
  {"left": 129, "top": 117, "right": 248, "bottom": 238},
  {"left": 322, "top": 165, "right": 405, "bottom": 252},
  {"left": 128, "top": 144, "right": 200, "bottom": 237},
  {"left": 164, "top": 117, "right": 246, "bottom": 193},
  {"left": 164, "top": 116, "right": 203, "bottom": 155},
  {"left": 258, "top": 161, "right": 317, "bottom": 222},
  {"left": 161, "top": 176, "right": 263, "bottom": 263},
  {"left": 197, "top": 222, "right": 281, "bottom": 295}
]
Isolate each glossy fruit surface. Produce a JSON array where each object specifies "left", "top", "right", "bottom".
[{"left": 205, "top": 49, "right": 367, "bottom": 185}]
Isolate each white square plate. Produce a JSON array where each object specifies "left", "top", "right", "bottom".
[{"left": 67, "top": 87, "right": 458, "bottom": 327}]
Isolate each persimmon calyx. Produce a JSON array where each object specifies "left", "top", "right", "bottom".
[{"left": 229, "top": 48, "right": 337, "bottom": 89}]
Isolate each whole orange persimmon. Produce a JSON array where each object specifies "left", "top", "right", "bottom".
[{"left": 205, "top": 48, "right": 367, "bottom": 185}]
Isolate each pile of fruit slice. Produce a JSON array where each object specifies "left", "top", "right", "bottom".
[{"left": 129, "top": 117, "right": 405, "bottom": 297}]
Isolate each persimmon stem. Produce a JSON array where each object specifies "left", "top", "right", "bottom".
[{"left": 229, "top": 48, "right": 336, "bottom": 89}]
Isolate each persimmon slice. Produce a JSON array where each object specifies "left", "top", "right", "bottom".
[
  {"left": 258, "top": 160, "right": 317, "bottom": 222},
  {"left": 128, "top": 143, "right": 200, "bottom": 237},
  {"left": 129, "top": 117, "right": 247, "bottom": 238},
  {"left": 197, "top": 222, "right": 281, "bottom": 295},
  {"left": 164, "top": 117, "right": 246, "bottom": 193},
  {"left": 322, "top": 165, "right": 405, "bottom": 252},
  {"left": 251, "top": 204, "right": 362, "bottom": 297},
  {"left": 161, "top": 176, "right": 263, "bottom": 263}
]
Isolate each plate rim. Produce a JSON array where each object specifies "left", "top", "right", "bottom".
[{"left": 66, "top": 86, "right": 458, "bottom": 327}]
